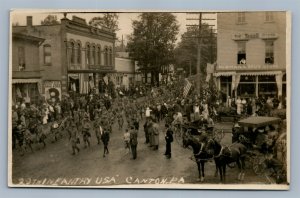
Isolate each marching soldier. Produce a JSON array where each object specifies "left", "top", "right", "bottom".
[
  {"left": 81, "top": 113, "right": 91, "bottom": 148},
  {"left": 129, "top": 126, "right": 138, "bottom": 160},
  {"left": 69, "top": 121, "right": 80, "bottom": 155}
]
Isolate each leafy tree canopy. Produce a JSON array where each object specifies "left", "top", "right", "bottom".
[
  {"left": 89, "top": 13, "right": 119, "bottom": 32},
  {"left": 41, "top": 15, "right": 60, "bottom": 25},
  {"left": 126, "top": 13, "right": 179, "bottom": 85},
  {"left": 174, "top": 25, "right": 217, "bottom": 77}
]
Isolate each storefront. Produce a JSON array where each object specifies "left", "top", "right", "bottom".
[
  {"left": 68, "top": 73, "right": 97, "bottom": 94},
  {"left": 215, "top": 70, "right": 285, "bottom": 100},
  {"left": 67, "top": 71, "right": 116, "bottom": 95},
  {"left": 12, "top": 79, "right": 42, "bottom": 105}
]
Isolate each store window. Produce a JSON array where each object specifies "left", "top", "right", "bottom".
[
  {"left": 237, "top": 41, "right": 246, "bottom": 64},
  {"left": 44, "top": 44, "right": 52, "bottom": 65},
  {"left": 18, "top": 46, "right": 25, "bottom": 71},
  {"left": 265, "top": 40, "right": 274, "bottom": 64},
  {"left": 240, "top": 75, "right": 255, "bottom": 82},
  {"left": 220, "top": 76, "right": 232, "bottom": 100},
  {"left": 258, "top": 75, "right": 277, "bottom": 97},
  {"left": 237, "top": 75, "right": 256, "bottom": 98},
  {"left": 237, "top": 12, "right": 246, "bottom": 24}
]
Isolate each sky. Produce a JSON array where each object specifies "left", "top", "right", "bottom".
[{"left": 11, "top": 11, "right": 217, "bottom": 45}]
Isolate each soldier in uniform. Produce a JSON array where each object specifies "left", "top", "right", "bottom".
[
  {"left": 69, "top": 121, "right": 80, "bottom": 155},
  {"left": 81, "top": 113, "right": 91, "bottom": 148},
  {"left": 129, "top": 126, "right": 138, "bottom": 159},
  {"left": 93, "top": 114, "right": 102, "bottom": 145}
]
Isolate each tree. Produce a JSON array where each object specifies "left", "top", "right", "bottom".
[
  {"left": 89, "top": 13, "right": 119, "bottom": 32},
  {"left": 127, "top": 13, "right": 179, "bottom": 86},
  {"left": 41, "top": 15, "right": 60, "bottom": 25},
  {"left": 174, "top": 25, "right": 217, "bottom": 77}
]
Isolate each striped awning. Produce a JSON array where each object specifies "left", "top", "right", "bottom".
[
  {"left": 213, "top": 72, "right": 236, "bottom": 77},
  {"left": 238, "top": 71, "right": 282, "bottom": 76},
  {"left": 214, "top": 71, "right": 282, "bottom": 77},
  {"left": 12, "top": 79, "right": 41, "bottom": 84}
]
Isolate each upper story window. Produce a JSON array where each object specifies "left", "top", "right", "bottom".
[
  {"left": 70, "top": 42, "right": 75, "bottom": 64},
  {"left": 237, "top": 41, "right": 246, "bottom": 64},
  {"left": 109, "top": 48, "right": 113, "bottom": 66},
  {"left": 86, "top": 44, "right": 90, "bottom": 65},
  {"left": 265, "top": 12, "right": 274, "bottom": 22},
  {"left": 237, "top": 12, "right": 246, "bottom": 24},
  {"left": 265, "top": 40, "right": 274, "bottom": 64},
  {"left": 97, "top": 46, "right": 101, "bottom": 65},
  {"left": 91, "top": 46, "right": 96, "bottom": 65},
  {"left": 77, "top": 43, "right": 81, "bottom": 64},
  {"left": 18, "top": 46, "right": 25, "bottom": 71},
  {"left": 43, "top": 44, "right": 52, "bottom": 65},
  {"left": 104, "top": 47, "right": 108, "bottom": 66}
]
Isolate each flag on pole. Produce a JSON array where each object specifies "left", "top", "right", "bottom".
[{"left": 183, "top": 78, "right": 192, "bottom": 98}]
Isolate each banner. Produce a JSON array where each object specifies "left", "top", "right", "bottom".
[
  {"left": 183, "top": 78, "right": 192, "bottom": 98},
  {"left": 44, "top": 81, "right": 61, "bottom": 103}
]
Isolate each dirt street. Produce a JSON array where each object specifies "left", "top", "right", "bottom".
[{"left": 12, "top": 119, "right": 270, "bottom": 186}]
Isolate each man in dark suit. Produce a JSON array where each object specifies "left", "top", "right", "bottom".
[
  {"left": 130, "top": 126, "right": 138, "bottom": 160},
  {"left": 101, "top": 128, "right": 110, "bottom": 158},
  {"left": 164, "top": 124, "right": 173, "bottom": 159}
]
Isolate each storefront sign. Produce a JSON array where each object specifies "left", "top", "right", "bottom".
[
  {"left": 217, "top": 64, "right": 281, "bottom": 71},
  {"left": 44, "top": 81, "right": 61, "bottom": 102},
  {"left": 232, "top": 33, "right": 278, "bottom": 40}
]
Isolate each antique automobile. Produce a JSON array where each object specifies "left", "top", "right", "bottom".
[{"left": 234, "top": 116, "right": 287, "bottom": 183}]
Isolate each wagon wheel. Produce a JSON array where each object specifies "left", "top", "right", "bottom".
[
  {"left": 252, "top": 155, "right": 267, "bottom": 175},
  {"left": 213, "top": 129, "right": 225, "bottom": 142}
]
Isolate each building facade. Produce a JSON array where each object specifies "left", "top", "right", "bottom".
[
  {"left": 114, "top": 55, "right": 136, "bottom": 90},
  {"left": 215, "top": 12, "right": 287, "bottom": 101},
  {"left": 12, "top": 14, "right": 115, "bottom": 103},
  {"left": 11, "top": 32, "right": 44, "bottom": 104}
]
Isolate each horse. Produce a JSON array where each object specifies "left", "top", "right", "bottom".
[
  {"left": 182, "top": 132, "right": 215, "bottom": 182},
  {"left": 206, "top": 138, "right": 247, "bottom": 182}
]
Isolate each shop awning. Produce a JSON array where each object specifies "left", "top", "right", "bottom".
[
  {"left": 68, "top": 69, "right": 116, "bottom": 74},
  {"left": 214, "top": 71, "right": 282, "bottom": 77},
  {"left": 213, "top": 72, "right": 236, "bottom": 77},
  {"left": 238, "top": 71, "right": 282, "bottom": 76},
  {"left": 12, "top": 79, "right": 41, "bottom": 84}
]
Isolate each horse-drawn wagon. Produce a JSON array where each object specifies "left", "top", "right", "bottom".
[{"left": 172, "top": 117, "right": 225, "bottom": 147}]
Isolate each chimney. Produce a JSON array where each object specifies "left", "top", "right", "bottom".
[{"left": 27, "top": 16, "right": 32, "bottom": 26}]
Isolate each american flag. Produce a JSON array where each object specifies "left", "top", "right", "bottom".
[{"left": 183, "top": 78, "right": 192, "bottom": 98}]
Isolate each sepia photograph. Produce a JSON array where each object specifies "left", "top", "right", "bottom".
[{"left": 8, "top": 10, "right": 290, "bottom": 189}]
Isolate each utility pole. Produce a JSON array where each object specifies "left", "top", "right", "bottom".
[
  {"left": 196, "top": 13, "right": 202, "bottom": 95},
  {"left": 186, "top": 12, "right": 216, "bottom": 97},
  {"left": 189, "top": 60, "right": 192, "bottom": 76}
]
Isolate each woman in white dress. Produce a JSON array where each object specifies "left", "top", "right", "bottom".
[{"left": 236, "top": 97, "right": 242, "bottom": 115}]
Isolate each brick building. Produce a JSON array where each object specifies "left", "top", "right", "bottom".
[
  {"left": 215, "top": 11, "right": 288, "bottom": 101},
  {"left": 11, "top": 32, "right": 44, "bottom": 104},
  {"left": 12, "top": 14, "right": 116, "bottom": 103}
]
